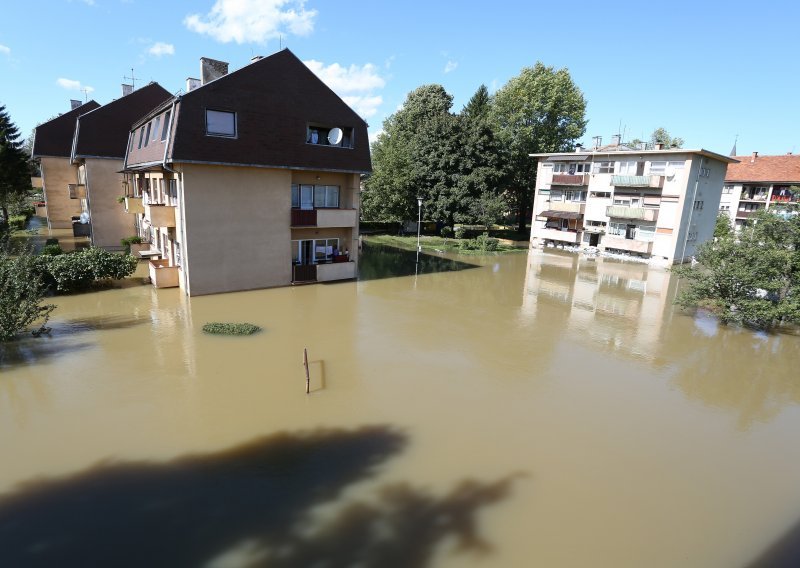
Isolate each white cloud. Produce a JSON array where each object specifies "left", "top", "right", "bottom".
[
  {"left": 56, "top": 78, "right": 95, "bottom": 94},
  {"left": 148, "top": 42, "right": 175, "bottom": 57},
  {"left": 184, "top": 0, "right": 317, "bottom": 44},
  {"left": 303, "top": 60, "right": 386, "bottom": 118},
  {"left": 0, "top": 44, "right": 10, "bottom": 56},
  {"left": 368, "top": 129, "right": 383, "bottom": 145},
  {"left": 444, "top": 60, "right": 458, "bottom": 74}
]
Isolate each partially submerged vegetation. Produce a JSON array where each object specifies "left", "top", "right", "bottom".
[
  {"left": 202, "top": 322, "right": 262, "bottom": 336},
  {"left": 363, "top": 234, "right": 527, "bottom": 255},
  {"left": 674, "top": 210, "right": 799, "bottom": 329}
]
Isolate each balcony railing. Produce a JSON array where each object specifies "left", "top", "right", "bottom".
[
  {"left": 68, "top": 184, "right": 87, "bottom": 199},
  {"left": 549, "top": 201, "right": 586, "bottom": 213},
  {"left": 317, "top": 261, "right": 356, "bottom": 282},
  {"left": 293, "top": 264, "right": 317, "bottom": 282},
  {"left": 125, "top": 197, "right": 145, "bottom": 215},
  {"left": 535, "top": 227, "right": 582, "bottom": 244},
  {"left": 740, "top": 193, "right": 768, "bottom": 201},
  {"left": 602, "top": 235, "right": 653, "bottom": 255},
  {"left": 149, "top": 259, "right": 179, "bottom": 288},
  {"left": 605, "top": 206, "right": 659, "bottom": 222},
  {"left": 611, "top": 175, "right": 664, "bottom": 189},
  {"left": 735, "top": 209, "right": 763, "bottom": 218},
  {"left": 551, "top": 173, "right": 590, "bottom": 186},
  {"left": 144, "top": 203, "right": 176, "bottom": 227},
  {"left": 291, "top": 208, "right": 358, "bottom": 228}
]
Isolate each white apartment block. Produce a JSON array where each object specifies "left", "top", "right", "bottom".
[
  {"left": 719, "top": 152, "right": 800, "bottom": 230},
  {"left": 529, "top": 145, "right": 737, "bottom": 263}
]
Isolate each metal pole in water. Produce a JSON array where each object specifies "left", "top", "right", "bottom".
[{"left": 303, "top": 348, "right": 310, "bottom": 394}]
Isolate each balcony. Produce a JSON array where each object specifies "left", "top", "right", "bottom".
[
  {"left": 68, "top": 184, "right": 87, "bottom": 199},
  {"left": 552, "top": 173, "right": 589, "bottom": 186},
  {"left": 125, "top": 197, "right": 145, "bottom": 215},
  {"left": 292, "top": 264, "right": 317, "bottom": 282},
  {"left": 611, "top": 175, "right": 664, "bottom": 189},
  {"left": 291, "top": 208, "right": 357, "bottom": 228},
  {"left": 603, "top": 236, "right": 653, "bottom": 255},
  {"left": 740, "top": 193, "right": 768, "bottom": 202},
  {"left": 317, "top": 261, "right": 356, "bottom": 282},
  {"left": 606, "top": 206, "right": 659, "bottom": 222},
  {"left": 735, "top": 209, "right": 763, "bottom": 219},
  {"left": 149, "top": 259, "right": 179, "bottom": 288},
  {"left": 144, "top": 203, "right": 176, "bottom": 227},
  {"left": 549, "top": 201, "right": 586, "bottom": 214},
  {"left": 535, "top": 228, "right": 582, "bottom": 244}
]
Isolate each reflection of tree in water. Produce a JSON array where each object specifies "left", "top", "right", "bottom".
[
  {"left": 358, "top": 242, "right": 478, "bottom": 281},
  {"left": 671, "top": 325, "right": 800, "bottom": 430},
  {"left": 0, "top": 426, "right": 518, "bottom": 567}
]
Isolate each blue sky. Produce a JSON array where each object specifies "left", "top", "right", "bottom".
[{"left": 1, "top": 0, "right": 798, "bottom": 156}]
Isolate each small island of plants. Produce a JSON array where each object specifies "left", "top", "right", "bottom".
[{"left": 202, "top": 322, "right": 262, "bottom": 336}]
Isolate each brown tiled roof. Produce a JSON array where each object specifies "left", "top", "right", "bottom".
[
  {"left": 73, "top": 83, "right": 172, "bottom": 159},
  {"left": 32, "top": 101, "right": 101, "bottom": 158},
  {"left": 153, "top": 48, "right": 370, "bottom": 173},
  {"left": 725, "top": 154, "right": 800, "bottom": 183}
]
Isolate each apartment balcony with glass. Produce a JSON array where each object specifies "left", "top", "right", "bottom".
[{"left": 290, "top": 183, "right": 357, "bottom": 228}]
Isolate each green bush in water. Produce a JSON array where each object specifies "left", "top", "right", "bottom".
[{"left": 202, "top": 322, "right": 262, "bottom": 336}]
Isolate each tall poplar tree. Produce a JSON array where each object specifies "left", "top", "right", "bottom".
[{"left": 0, "top": 105, "right": 32, "bottom": 228}]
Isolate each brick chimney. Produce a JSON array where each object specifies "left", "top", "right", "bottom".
[
  {"left": 122, "top": 84, "right": 133, "bottom": 97},
  {"left": 751, "top": 151, "right": 759, "bottom": 163},
  {"left": 70, "top": 99, "right": 81, "bottom": 110},
  {"left": 186, "top": 77, "right": 201, "bottom": 92},
  {"left": 200, "top": 57, "right": 229, "bottom": 85},
  {"left": 654, "top": 143, "right": 664, "bottom": 150}
]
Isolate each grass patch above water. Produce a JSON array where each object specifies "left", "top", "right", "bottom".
[
  {"left": 363, "top": 235, "right": 528, "bottom": 255},
  {"left": 202, "top": 322, "right": 262, "bottom": 336}
]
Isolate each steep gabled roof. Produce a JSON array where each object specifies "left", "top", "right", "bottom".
[
  {"left": 72, "top": 82, "right": 172, "bottom": 160},
  {"left": 32, "top": 101, "right": 101, "bottom": 158},
  {"left": 166, "top": 49, "right": 371, "bottom": 173},
  {"left": 725, "top": 154, "right": 800, "bottom": 184}
]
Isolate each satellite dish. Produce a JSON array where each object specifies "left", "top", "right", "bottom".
[{"left": 328, "top": 127, "right": 343, "bottom": 146}]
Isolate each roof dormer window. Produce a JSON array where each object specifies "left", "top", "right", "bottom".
[{"left": 306, "top": 124, "right": 353, "bottom": 148}]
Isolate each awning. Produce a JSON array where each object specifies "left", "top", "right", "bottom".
[
  {"left": 545, "top": 155, "right": 588, "bottom": 162},
  {"left": 537, "top": 210, "right": 583, "bottom": 219}
]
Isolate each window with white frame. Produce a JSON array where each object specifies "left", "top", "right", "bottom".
[
  {"left": 594, "top": 161, "right": 614, "bottom": 174},
  {"left": 618, "top": 161, "right": 638, "bottom": 175},
  {"left": 161, "top": 111, "right": 171, "bottom": 141},
  {"left": 137, "top": 126, "right": 145, "bottom": 149},
  {"left": 649, "top": 161, "right": 667, "bottom": 175},
  {"left": 152, "top": 116, "right": 161, "bottom": 141},
  {"left": 554, "top": 162, "right": 591, "bottom": 174},
  {"left": 590, "top": 191, "right": 611, "bottom": 198},
  {"left": 206, "top": 109, "right": 237, "bottom": 137},
  {"left": 723, "top": 185, "right": 734, "bottom": 194},
  {"left": 667, "top": 160, "right": 685, "bottom": 169},
  {"left": 637, "top": 225, "right": 656, "bottom": 242},
  {"left": 608, "top": 222, "right": 627, "bottom": 236},
  {"left": 564, "top": 190, "right": 585, "bottom": 202},
  {"left": 292, "top": 184, "right": 340, "bottom": 208}
]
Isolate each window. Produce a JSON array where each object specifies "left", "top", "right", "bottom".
[
  {"left": 292, "top": 184, "right": 339, "bottom": 208},
  {"left": 618, "top": 161, "right": 637, "bottom": 175},
  {"left": 169, "top": 179, "right": 178, "bottom": 204},
  {"left": 137, "top": 127, "right": 145, "bottom": 149},
  {"left": 608, "top": 222, "right": 626, "bottom": 236},
  {"left": 174, "top": 241, "right": 181, "bottom": 268},
  {"left": 649, "top": 161, "right": 667, "bottom": 175},
  {"left": 693, "top": 200, "right": 704, "bottom": 210},
  {"left": 699, "top": 167, "right": 711, "bottom": 177},
  {"left": 206, "top": 109, "right": 237, "bottom": 137},
  {"left": 564, "top": 190, "right": 585, "bottom": 202},
  {"left": 144, "top": 122, "right": 151, "bottom": 147},
  {"left": 306, "top": 125, "right": 353, "bottom": 148},
  {"left": 161, "top": 111, "right": 171, "bottom": 141},
  {"left": 594, "top": 161, "right": 614, "bottom": 174},
  {"left": 292, "top": 238, "right": 340, "bottom": 264},
  {"left": 723, "top": 185, "right": 734, "bottom": 194},
  {"left": 152, "top": 117, "right": 161, "bottom": 141},
  {"left": 637, "top": 225, "right": 656, "bottom": 242},
  {"left": 667, "top": 160, "right": 685, "bottom": 169},
  {"left": 687, "top": 231, "right": 698, "bottom": 242},
  {"left": 590, "top": 191, "right": 611, "bottom": 198},
  {"left": 719, "top": 205, "right": 730, "bottom": 211},
  {"left": 553, "top": 162, "right": 591, "bottom": 174}
]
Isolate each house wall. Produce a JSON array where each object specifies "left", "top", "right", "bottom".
[
  {"left": 85, "top": 158, "right": 132, "bottom": 249},
  {"left": 40, "top": 156, "right": 81, "bottom": 229},
  {"left": 178, "top": 163, "right": 293, "bottom": 296}
]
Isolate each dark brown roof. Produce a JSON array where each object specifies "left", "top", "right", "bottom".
[
  {"left": 129, "top": 49, "right": 370, "bottom": 173},
  {"left": 32, "top": 101, "right": 101, "bottom": 158},
  {"left": 73, "top": 83, "right": 172, "bottom": 160},
  {"left": 725, "top": 154, "right": 800, "bottom": 184}
]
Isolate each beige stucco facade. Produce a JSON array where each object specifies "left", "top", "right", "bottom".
[
  {"left": 40, "top": 156, "right": 82, "bottom": 229},
  {"left": 82, "top": 158, "right": 133, "bottom": 250}
]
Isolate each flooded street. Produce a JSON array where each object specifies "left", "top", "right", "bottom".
[{"left": 2, "top": 244, "right": 800, "bottom": 567}]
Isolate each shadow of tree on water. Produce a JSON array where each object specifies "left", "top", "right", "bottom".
[
  {"left": 0, "top": 426, "right": 519, "bottom": 568},
  {"left": 358, "top": 242, "right": 478, "bottom": 281}
]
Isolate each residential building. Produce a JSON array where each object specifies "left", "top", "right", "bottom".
[
  {"left": 719, "top": 152, "right": 800, "bottom": 230},
  {"left": 122, "top": 49, "right": 371, "bottom": 296},
  {"left": 32, "top": 99, "right": 100, "bottom": 230},
  {"left": 529, "top": 143, "right": 737, "bottom": 262},
  {"left": 69, "top": 82, "right": 171, "bottom": 249}
]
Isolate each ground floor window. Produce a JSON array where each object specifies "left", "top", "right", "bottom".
[{"left": 292, "top": 238, "right": 340, "bottom": 265}]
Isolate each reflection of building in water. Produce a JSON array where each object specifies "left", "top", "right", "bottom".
[{"left": 521, "top": 249, "right": 675, "bottom": 359}]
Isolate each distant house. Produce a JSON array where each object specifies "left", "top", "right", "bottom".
[
  {"left": 123, "top": 49, "right": 371, "bottom": 295},
  {"left": 70, "top": 82, "right": 171, "bottom": 248},
  {"left": 529, "top": 140, "right": 737, "bottom": 262},
  {"left": 32, "top": 100, "right": 100, "bottom": 230},
  {"left": 719, "top": 152, "right": 800, "bottom": 230}
]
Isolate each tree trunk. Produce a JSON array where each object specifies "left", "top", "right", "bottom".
[
  {"left": 516, "top": 201, "right": 527, "bottom": 233},
  {"left": 0, "top": 205, "right": 9, "bottom": 229}
]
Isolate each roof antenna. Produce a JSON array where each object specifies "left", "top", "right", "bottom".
[
  {"left": 279, "top": 34, "right": 283, "bottom": 50},
  {"left": 81, "top": 87, "right": 90, "bottom": 102},
  {"left": 124, "top": 68, "right": 136, "bottom": 90}
]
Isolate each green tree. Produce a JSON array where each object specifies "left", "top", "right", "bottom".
[
  {"left": 673, "top": 210, "right": 800, "bottom": 329},
  {"left": 0, "top": 105, "right": 33, "bottom": 228},
  {"left": 650, "top": 127, "right": 684, "bottom": 149},
  {"left": 714, "top": 212, "right": 733, "bottom": 239},
  {"left": 0, "top": 250, "right": 55, "bottom": 341},
  {"left": 492, "top": 63, "right": 587, "bottom": 231}
]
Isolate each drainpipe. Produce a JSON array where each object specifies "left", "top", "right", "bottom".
[{"left": 680, "top": 156, "right": 702, "bottom": 263}]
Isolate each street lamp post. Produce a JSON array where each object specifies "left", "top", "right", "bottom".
[{"left": 415, "top": 196, "right": 423, "bottom": 279}]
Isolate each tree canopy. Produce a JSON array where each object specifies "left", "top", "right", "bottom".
[
  {"left": 0, "top": 105, "right": 33, "bottom": 228},
  {"left": 674, "top": 211, "right": 800, "bottom": 329}
]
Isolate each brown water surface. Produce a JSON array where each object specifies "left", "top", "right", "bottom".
[{"left": 1, "top": 244, "right": 800, "bottom": 567}]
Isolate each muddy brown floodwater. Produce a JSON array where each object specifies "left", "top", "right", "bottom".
[{"left": 1, "top": 243, "right": 800, "bottom": 567}]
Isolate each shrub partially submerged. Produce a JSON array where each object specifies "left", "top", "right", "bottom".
[{"left": 202, "top": 322, "right": 261, "bottom": 336}]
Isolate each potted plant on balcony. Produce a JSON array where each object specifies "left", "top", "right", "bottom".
[{"left": 121, "top": 236, "right": 147, "bottom": 256}]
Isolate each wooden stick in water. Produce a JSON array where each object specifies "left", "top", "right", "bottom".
[{"left": 304, "top": 348, "right": 310, "bottom": 394}]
